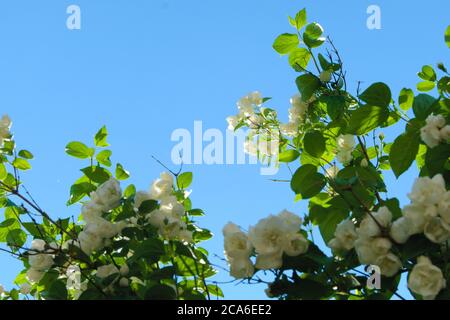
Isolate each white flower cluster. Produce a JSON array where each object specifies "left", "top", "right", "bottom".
[
  {"left": 335, "top": 134, "right": 355, "bottom": 164},
  {"left": 420, "top": 114, "right": 450, "bottom": 148},
  {"left": 280, "top": 94, "right": 310, "bottom": 137},
  {"left": 0, "top": 115, "right": 12, "bottom": 145},
  {"left": 243, "top": 131, "right": 280, "bottom": 157},
  {"left": 135, "top": 172, "right": 193, "bottom": 243},
  {"left": 223, "top": 210, "right": 309, "bottom": 279},
  {"left": 78, "top": 178, "right": 126, "bottom": 255},
  {"left": 393, "top": 174, "right": 450, "bottom": 244},
  {"left": 27, "top": 239, "right": 55, "bottom": 283},
  {"left": 328, "top": 207, "right": 403, "bottom": 277},
  {"left": 226, "top": 91, "right": 263, "bottom": 131},
  {"left": 408, "top": 256, "right": 446, "bottom": 300}
]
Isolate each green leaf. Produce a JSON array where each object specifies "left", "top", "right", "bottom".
[
  {"left": 96, "top": 150, "right": 112, "bottom": 167},
  {"left": 320, "top": 95, "right": 345, "bottom": 121},
  {"left": 6, "top": 229, "right": 27, "bottom": 248},
  {"left": 446, "top": 25, "right": 450, "bottom": 48},
  {"left": 347, "top": 105, "right": 389, "bottom": 135},
  {"left": 398, "top": 88, "right": 414, "bottom": 111},
  {"left": 145, "top": 284, "right": 176, "bottom": 300},
  {"left": 177, "top": 172, "right": 193, "bottom": 189},
  {"left": 65, "top": 141, "right": 94, "bottom": 159},
  {"left": 303, "top": 23, "right": 325, "bottom": 48},
  {"left": 0, "top": 162, "right": 7, "bottom": 180},
  {"left": 138, "top": 199, "right": 158, "bottom": 214},
  {"left": 291, "top": 164, "right": 326, "bottom": 199},
  {"left": 295, "top": 74, "right": 321, "bottom": 101},
  {"left": 18, "top": 150, "right": 33, "bottom": 159},
  {"left": 273, "top": 33, "right": 299, "bottom": 55},
  {"left": 94, "top": 126, "right": 109, "bottom": 147},
  {"left": 425, "top": 144, "right": 450, "bottom": 176},
  {"left": 279, "top": 149, "right": 300, "bottom": 163},
  {"left": 412, "top": 94, "right": 437, "bottom": 120},
  {"left": 291, "top": 8, "right": 307, "bottom": 30},
  {"left": 68, "top": 182, "right": 96, "bottom": 205},
  {"left": 417, "top": 81, "right": 435, "bottom": 92},
  {"left": 418, "top": 65, "right": 436, "bottom": 81},
  {"left": 303, "top": 131, "right": 325, "bottom": 158},
  {"left": 12, "top": 158, "right": 31, "bottom": 171},
  {"left": 288, "top": 48, "right": 311, "bottom": 72},
  {"left": 359, "top": 82, "right": 392, "bottom": 108},
  {"left": 131, "top": 238, "right": 165, "bottom": 261},
  {"left": 115, "top": 163, "right": 130, "bottom": 180},
  {"left": 81, "top": 166, "right": 111, "bottom": 184},
  {"left": 389, "top": 131, "right": 420, "bottom": 178},
  {"left": 44, "top": 280, "right": 68, "bottom": 300}
]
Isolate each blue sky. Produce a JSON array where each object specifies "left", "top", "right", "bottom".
[{"left": 0, "top": 0, "right": 449, "bottom": 299}]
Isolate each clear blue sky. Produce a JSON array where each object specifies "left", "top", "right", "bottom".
[{"left": 0, "top": 0, "right": 448, "bottom": 300}]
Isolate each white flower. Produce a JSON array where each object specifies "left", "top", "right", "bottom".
[
  {"left": 229, "top": 258, "right": 255, "bottom": 279},
  {"left": 402, "top": 203, "right": 437, "bottom": 234},
  {"left": 226, "top": 114, "right": 242, "bottom": 131},
  {"left": 319, "top": 70, "right": 332, "bottom": 82},
  {"left": 0, "top": 284, "right": 5, "bottom": 296},
  {"left": 160, "top": 195, "right": 185, "bottom": 217},
  {"left": 66, "top": 265, "right": 81, "bottom": 290},
  {"left": 223, "top": 223, "right": 253, "bottom": 260},
  {"left": 438, "top": 191, "right": 450, "bottom": 225},
  {"left": 29, "top": 253, "right": 54, "bottom": 271},
  {"left": 423, "top": 217, "right": 450, "bottom": 243},
  {"left": 336, "top": 134, "right": 356, "bottom": 152},
  {"left": 0, "top": 115, "right": 12, "bottom": 144},
  {"left": 96, "top": 264, "right": 119, "bottom": 279},
  {"left": 284, "top": 233, "right": 309, "bottom": 256},
  {"left": 149, "top": 172, "right": 174, "bottom": 200},
  {"left": 246, "top": 113, "right": 264, "bottom": 129},
  {"left": 375, "top": 253, "right": 402, "bottom": 277},
  {"left": 325, "top": 165, "right": 339, "bottom": 179},
  {"left": 331, "top": 220, "right": 358, "bottom": 252},
  {"left": 255, "top": 252, "right": 283, "bottom": 270},
  {"left": 119, "top": 278, "right": 129, "bottom": 287},
  {"left": 78, "top": 230, "right": 104, "bottom": 255},
  {"left": 357, "top": 207, "right": 392, "bottom": 238},
  {"left": 289, "top": 94, "right": 308, "bottom": 122},
  {"left": 120, "top": 264, "right": 129, "bottom": 276},
  {"left": 408, "top": 174, "right": 446, "bottom": 207},
  {"left": 336, "top": 150, "right": 353, "bottom": 164},
  {"left": 243, "top": 139, "right": 258, "bottom": 156},
  {"left": 248, "top": 215, "right": 289, "bottom": 256},
  {"left": 278, "top": 210, "right": 302, "bottom": 233},
  {"left": 390, "top": 217, "right": 413, "bottom": 244},
  {"left": 408, "top": 256, "right": 446, "bottom": 300},
  {"left": 420, "top": 114, "right": 449, "bottom": 148},
  {"left": 20, "top": 283, "right": 31, "bottom": 295},
  {"left": 237, "top": 91, "right": 262, "bottom": 115},
  {"left": 178, "top": 229, "right": 194, "bottom": 243},
  {"left": 26, "top": 268, "right": 44, "bottom": 283},
  {"left": 91, "top": 178, "right": 122, "bottom": 211},
  {"left": 280, "top": 122, "right": 298, "bottom": 137},
  {"left": 354, "top": 237, "right": 391, "bottom": 265},
  {"left": 134, "top": 191, "right": 152, "bottom": 210},
  {"left": 440, "top": 125, "right": 450, "bottom": 140},
  {"left": 31, "top": 239, "right": 46, "bottom": 252}
]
